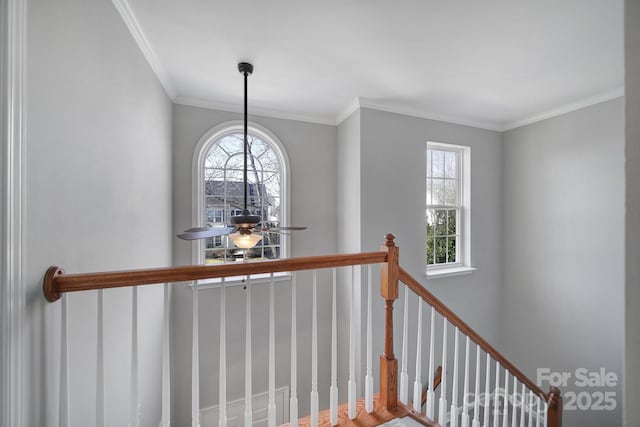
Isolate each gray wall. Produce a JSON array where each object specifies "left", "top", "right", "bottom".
[
  {"left": 171, "top": 104, "right": 337, "bottom": 425},
  {"left": 336, "top": 111, "right": 363, "bottom": 394},
  {"left": 25, "top": 0, "right": 173, "bottom": 425},
  {"left": 502, "top": 98, "right": 625, "bottom": 426},
  {"left": 355, "top": 108, "right": 504, "bottom": 394},
  {"left": 359, "top": 108, "right": 504, "bottom": 340},
  {"left": 625, "top": 0, "right": 640, "bottom": 424},
  {"left": 337, "top": 111, "right": 362, "bottom": 254}
]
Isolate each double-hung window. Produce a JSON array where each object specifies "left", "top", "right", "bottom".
[{"left": 426, "top": 142, "right": 472, "bottom": 276}]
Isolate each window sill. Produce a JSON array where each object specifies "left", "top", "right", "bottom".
[
  {"left": 426, "top": 266, "right": 476, "bottom": 279},
  {"left": 190, "top": 271, "right": 292, "bottom": 290}
]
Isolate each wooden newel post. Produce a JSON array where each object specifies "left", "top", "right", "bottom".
[
  {"left": 547, "top": 386, "right": 563, "bottom": 427},
  {"left": 380, "top": 233, "right": 399, "bottom": 410}
]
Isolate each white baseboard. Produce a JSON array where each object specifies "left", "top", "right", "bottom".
[{"left": 200, "top": 387, "right": 290, "bottom": 427}]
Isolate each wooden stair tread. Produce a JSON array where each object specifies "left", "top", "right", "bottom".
[{"left": 281, "top": 394, "right": 438, "bottom": 427}]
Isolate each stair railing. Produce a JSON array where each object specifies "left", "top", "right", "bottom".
[{"left": 43, "top": 233, "right": 562, "bottom": 427}]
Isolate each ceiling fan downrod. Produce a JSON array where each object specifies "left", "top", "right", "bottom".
[
  {"left": 230, "top": 62, "right": 261, "bottom": 230},
  {"left": 238, "top": 62, "right": 253, "bottom": 215}
]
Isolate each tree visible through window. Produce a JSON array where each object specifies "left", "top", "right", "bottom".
[
  {"left": 426, "top": 144, "right": 463, "bottom": 267},
  {"left": 203, "top": 131, "right": 282, "bottom": 263}
]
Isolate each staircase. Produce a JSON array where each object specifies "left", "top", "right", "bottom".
[{"left": 43, "top": 234, "right": 562, "bottom": 427}]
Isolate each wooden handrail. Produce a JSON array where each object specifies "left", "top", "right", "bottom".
[
  {"left": 399, "top": 267, "right": 548, "bottom": 400},
  {"left": 43, "top": 251, "right": 388, "bottom": 302}
]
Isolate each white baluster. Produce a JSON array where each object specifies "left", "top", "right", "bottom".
[
  {"left": 536, "top": 396, "right": 542, "bottom": 427},
  {"left": 97, "top": 290, "right": 105, "bottom": 427},
  {"left": 493, "top": 362, "right": 500, "bottom": 427},
  {"left": 543, "top": 400, "right": 548, "bottom": 427},
  {"left": 60, "top": 295, "right": 69, "bottom": 427},
  {"left": 450, "top": 328, "right": 460, "bottom": 427},
  {"left": 502, "top": 370, "right": 509, "bottom": 427},
  {"left": 161, "top": 283, "right": 171, "bottom": 427},
  {"left": 412, "top": 298, "right": 424, "bottom": 413},
  {"left": 519, "top": 384, "right": 526, "bottom": 427},
  {"left": 290, "top": 274, "right": 299, "bottom": 427},
  {"left": 269, "top": 274, "right": 277, "bottom": 427},
  {"left": 483, "top": 354, "right": 491, "bottom": 427},
  {"left": 329, "top": 269, "right": 338, "bottom": 426},
  {"left": 527, "top": 391, "right": 534, "bottom": 427},
  {"left": 244, "top": 278, "right": 252, "bottom": 427},
  {"left": 400, "top": 285, "right": 410, "bottom": 405},
  {"left": 218, "top": 280, "right": 227, "bottom": 427},
  {"left": 348, "top": 267, "right": 357, "bottom": 419},
  {"left": 365, "top": 265, "right": 374, "bottom": 414},
  {"left": 438, "top": 318, "right": 448, "bottom": 426},
  {"left": 461, "top": 335, "right": 470, "bottom": 427},
  {"left": 426, "top": 306, "right": 436, "bottom": 419},
  {"left": 310, "top": 272, "right": 319, "bottom": 427},
  {"left": 511, "top": 377, "right": 518, "bottom": 426},
  {"left": 132, "top": 287, "right": 140, "bottom": 427},
  {"left": 191, "top": 283, "right": 200, "bottom": 427},
  {"left": 472, "top": 344, "right": 481, "bottom": 427}
]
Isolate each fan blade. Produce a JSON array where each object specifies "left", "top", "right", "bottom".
[
  {"left": 262, "top": 230, "right": 292, "bottom": 235},
  {"left": 259, "top": 225, "right": 306, "bottom": 233},
  {"left": 271, "top": 226, "right": 307, "bottom": 231},
  {"left": 177, "top": 226, "right": 234, "bottom": 240}
]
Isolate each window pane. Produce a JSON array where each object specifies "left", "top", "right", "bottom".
[
  {"left": 432, "top": 150, "right": 445, "bottom": 178},
  {"left": 225, "top": 153, "right": 245, "bottom": 170},
  {"left": 266, "top": 196, "right": 280, "bottom": 221},
  {"left": 224, "top": 169, "right": 244, "bottom": 182},
  {"left": 444, "top": 179, "right": 457, "bottom": 205},
  {"left": 445, "top": 151, "right": 457, "bottom": 178},
  {"left": 249, "top": 137, "right": 269, "bottom": 158},
  {"left": 426, "top": 236, "right": 434, "bottom": 264},
  {"left": 205, "top": 249, "right": 226, "bottom": 264},
  {"left": 426, "top": 209, "right": 435, "bottom": 237},
  {"left": 435, "top": 209, "right": 447, "bottom": 236},
  {"left": 426, "top": 178, "right": 432, "bottom": 205},
  {"left": 435, "top": 237, "right": 447, "bottom": 264},
  {"left": 218, "top": 135, "right": 243, "bottom": 154},
  {"left": 427, "top": 149, "right": 432, "bottom": 177},
  {"left": 447, "top": 236, "right": 457, "bottom": 263},
  {"left": 433, "top": 179, "right": 445, "bottom": 205},
  {"left": 447, "top": 209, "right": 457, "bottom": 236}
]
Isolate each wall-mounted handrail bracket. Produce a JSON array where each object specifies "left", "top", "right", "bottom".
[{"left": 44, "top": 266, "right": 65, "bottom": 302}]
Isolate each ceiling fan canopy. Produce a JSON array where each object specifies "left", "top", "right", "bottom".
[{"left": 177, "top": 62, "right": 306, "bottom": 248}]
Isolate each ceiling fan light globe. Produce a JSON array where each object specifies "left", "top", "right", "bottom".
[{"left": 229, "top": 231, "right": 262, "bottom": 249}]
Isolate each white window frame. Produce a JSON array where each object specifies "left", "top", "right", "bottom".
[
  {"left": 426, "top": 141, "right": 474, "bottom": 278},
  {"left": 192, "top": 121, "right": 291, "bottom": 266}
]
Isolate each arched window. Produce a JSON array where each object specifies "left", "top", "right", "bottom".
[{"left": 193, "top": 122, "right": 289, "bottom": 264}]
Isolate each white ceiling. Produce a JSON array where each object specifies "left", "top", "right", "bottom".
[{"left": 121, "top": 0, "right": 624, "bottom": 130}]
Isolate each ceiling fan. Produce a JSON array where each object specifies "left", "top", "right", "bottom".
[{"left": 177, "top": 62, "right": 306, "bottom": 249}]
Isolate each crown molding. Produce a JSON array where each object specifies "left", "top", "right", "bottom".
[
  {"left": 501, "top": 87, "right": 625, "bottom": 131},
  {"left": 335, "top": 97, "right": 362, "bottom": 124},
  {"left": 1, "top": 0, "right": 26, "bottom": 425},
  {"left": 174, "top": 96, "right": 337, "bottom": 126},
  {"left": 336, "top": 90, "right": 626, "bottom": 132},
  {"left": 350, "top": 97, "right": 504, "bottom": 131},
  {"left": 111, "top": 0, "right": 176, "bottom": 99},
  {"left": 178, "top": 89, "right": 626, "bottom": 132}
]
